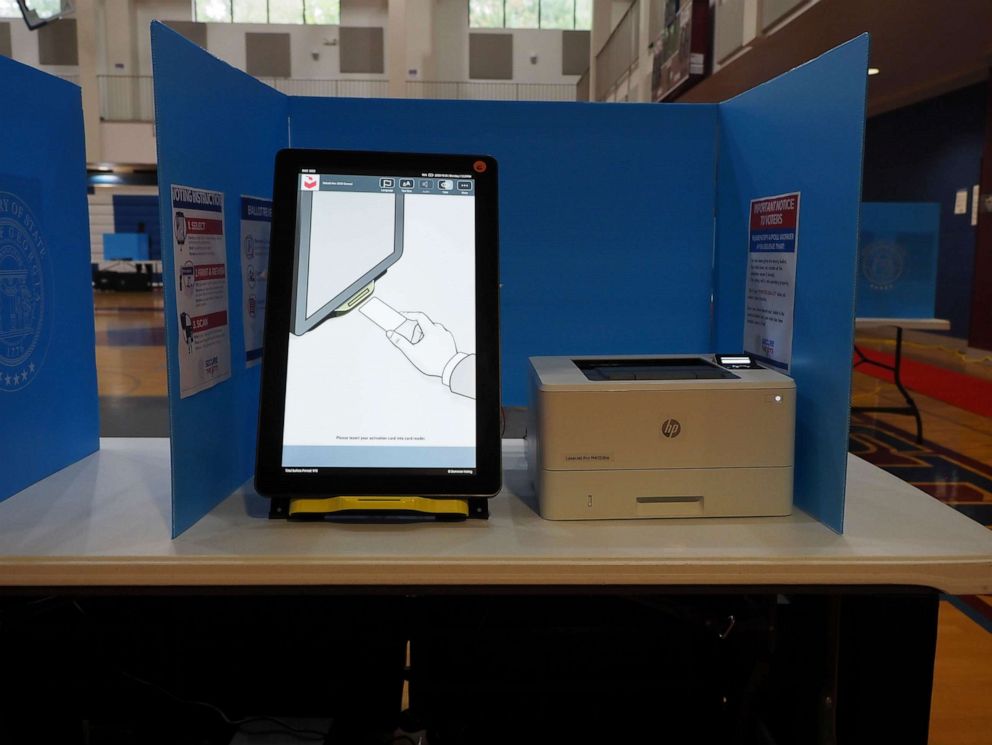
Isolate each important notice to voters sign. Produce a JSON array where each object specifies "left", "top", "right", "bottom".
[
  {"left": 744, "top": 193, "right": 800, "bottom": 371},
  {"left": 171, "top": 185, "right": 232, "bottom": 397}
]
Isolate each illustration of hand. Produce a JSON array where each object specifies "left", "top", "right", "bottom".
[
  {"left": 395, "top": 317, "right": 424, "bottom": 344},
  {"left": 387, "top": 312, "right": 458, "bottom": 378},
  {"left": 360, "top": 297, "right": 423, "bottom": 343}
]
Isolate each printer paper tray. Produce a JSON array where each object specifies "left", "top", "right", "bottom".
[{"left": 536, "top": 466, "right": 793, "bottom": 520}]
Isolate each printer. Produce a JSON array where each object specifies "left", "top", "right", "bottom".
[{"left": 527, "top": 354, "right": 795, "bottom": 520}]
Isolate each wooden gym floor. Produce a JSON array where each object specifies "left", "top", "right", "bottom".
[{"left": 93, "top": 291, "right": 992, "bottom": 743}]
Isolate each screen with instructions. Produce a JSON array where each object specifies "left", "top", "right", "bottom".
[{"left": 282, "top": 172, "right": 477, "bottom": 473}]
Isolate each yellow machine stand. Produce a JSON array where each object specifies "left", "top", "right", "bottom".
[{"left": 285, "top": 496, "right": 474, "bottom": 522}]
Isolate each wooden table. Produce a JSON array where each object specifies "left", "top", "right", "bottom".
[
  {"left": 0, "top": 438, "right": 988, "bottom": 591},
  {"left": 853, "top": 317, "right": 952, "bottom": 442},
  {"left": 1, "top": 438, "right": 989, "bottom": 743}
]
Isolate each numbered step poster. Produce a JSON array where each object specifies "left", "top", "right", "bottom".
[
  {"left": 239, "top": 196, "right": 271, "bottom": 367},
  {"left": 171, "top": 185, "right": 231, "bottom": 397},
  {"left": 744, "top": 192, "right": 800, "bottom": 371}
]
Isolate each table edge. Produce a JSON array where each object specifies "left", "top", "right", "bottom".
[{"left": 2, "top": 556, "right": 989, "bottom": 594}]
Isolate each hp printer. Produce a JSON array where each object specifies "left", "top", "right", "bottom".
[{"left": 527, "top": 354, "right": 795, "bottom": 520}]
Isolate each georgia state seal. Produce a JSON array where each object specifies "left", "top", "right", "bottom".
[
  {"left": 861, "top": 239, "right": 906, "bottom": 291},
  {"left": 0, "top": 191, "right": 52, "bottom": 392}
]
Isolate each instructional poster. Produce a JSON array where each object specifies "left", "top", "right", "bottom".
[
  {"left": 744, "top": 192, "right": 800, "bottom": 371},
  {"left": 239, "top": 195, "right": 271, "bottom": 367},
  {"left": 171, "top": 185, "right": 231, "bottom": 397}
]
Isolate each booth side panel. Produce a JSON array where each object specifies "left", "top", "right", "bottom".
[
  {"left": 287, "top": 98, "right": 720, "bottom": 406},
  {"left": 714, "top": 35, "right": 870, "bottom": 532},
  {"left": 0, "top": 57, "right": 99, "bottom": 502},
  {"left": 151, "top": 23, "right": 290, "bottom": 536}
]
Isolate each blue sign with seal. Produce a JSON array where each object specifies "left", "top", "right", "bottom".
[
  {"left": 0, "top": 191, "right": 53, "bottom": 392},
  {"left": 0, "top": 55, "right": 99, "bottom": 503},
  {"left": 856, "top": 202, "right": 940, "bottom": 319}
]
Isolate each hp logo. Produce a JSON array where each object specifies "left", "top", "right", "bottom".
[{"left": 661, "top": 418, "right": 682, "bottom": 438}]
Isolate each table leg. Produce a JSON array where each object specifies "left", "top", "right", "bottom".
[
  {"left": 890, "top": 328, "right": 924, "bottom": 443},
  {"left": 836, "top": 591, "right": 939, "bottom": 744},
  {"left": 851, "top": 326, "right": 924, "bottom": 443}
]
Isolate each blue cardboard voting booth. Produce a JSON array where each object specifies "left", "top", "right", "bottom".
[
  {"left": 103, "top": 233, "right": 152, "bottom": 261},
  {"left": 0, "top": 56, "right": 100, "bottom": 503},
  {"left": 856, "top": 202, "right": 940, "bottom": 319},
  {"left": 113, "top": 194, "right": 161, "bottom": 260},
  {"left": 152, "top": 23, "right": 868, "bottom": 536}
]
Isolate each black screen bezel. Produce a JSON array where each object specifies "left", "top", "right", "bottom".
[{"left": 255, "top": 149, "right": 501, "bottom": 498}]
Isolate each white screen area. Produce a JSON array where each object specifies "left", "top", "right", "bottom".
[
  {"left": 283, "top": 184, "right": 477, "bottom": 470},
  {"left": 305, "top": 191, "right": 396, "bottom": 318}
]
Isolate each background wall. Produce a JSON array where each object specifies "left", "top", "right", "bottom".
[
  {"left": 206, "top": 23, "right": 348, "bottom": 79},
  {"left": 2, "top": 17, "right": 81, "bottom": 78},
  {"left": 2, "top": 0, "right": 589, "bottom": 258},
  {"left": 1, "top": 1, "right": 596, "bottom": 86},
  {"left": 135, "top": 0, "right": 193, "bottom": 75},
  {"left": 469, "top": 27, "right": 578, "bottom": 84},
  {"left": 341, "top": 0, "right": 387, "bottom": 26},
  {"left": 404, "top": 0, "right": 435, "bottom": 80},
  {"left": 862, "top": 81, "right": 987, "bottom": 338},
  {"left": 121, "top": 0, "right": 582, "bottom": 83},
  {"left": 434, "top": 0, "right": 467, "bottom": 80}
]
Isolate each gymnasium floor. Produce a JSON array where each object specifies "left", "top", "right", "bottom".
[{"left": 93, "top": 290, "right": 992, "bottom": 744}]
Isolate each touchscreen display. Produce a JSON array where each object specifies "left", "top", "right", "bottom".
[
  {"left": 282, "top": 171, "right": 477, "bottom": 474},
  {"left": 305, "top": 190, "right": 397, "bottom": 319}
]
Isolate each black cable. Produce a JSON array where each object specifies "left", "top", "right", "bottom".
[
  {"left": 68, "top": 601, "right": 328, "bottom": 741},
  {"left": 119, "top": 671, "right": 327, "bottom": 740}
]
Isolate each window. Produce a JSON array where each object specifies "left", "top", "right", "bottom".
[
  {"left": 194, "top": 0, "right": 340, "bottom": 25},
  {"left": 268, "top": 0, "right": 303, "bottom": 24},
  {"left": 305, "top": 0, "right": 338, "bottom": 24},
  {"left": 504, "top": 0, "right": 536, "bottom": 28},
  {"left": 469, "top": 0, "right": 503, "bottom": 28},
  {"left": 195, "top": 0, "right": 231, "bottom": 22},
  {"left": 30, "top": 0, "right": 63, "bottom": 18},
  {"left": 233, "top": 0, "right": 267, "bottom": 22},
  {"left": 0, "top": 0, "right": 64, "bottom": 20},
  {"left": 469, "top": 0, "right": 591, "bottom": 30}
]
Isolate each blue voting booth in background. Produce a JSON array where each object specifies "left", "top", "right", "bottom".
[
  {"left": 856, "top": 202, "right": 940, "bottom": 319},
  {"left": 103, "top": 233, "right": 152, "bottom": 261},
  {"left": 113, "top": 194, "right": 161, "bottom": 260},
  {"left": 151, "top": 24, "right": 869, "bottom": 537},
  {"left": 0, "top": 56, "right": 100, "bottom": 503}
]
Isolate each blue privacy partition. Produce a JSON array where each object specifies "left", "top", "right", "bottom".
[
  {"left": 113, "top": 194, "right": 161, "bottom": 259},
  {"left": 103, "top": 233, "right": 151, "bottom": 261},
  {"left": 0, "top": 56, "right": 100, "bottom": 502},
  {"left": 152, "top": 23, "right": 868, "bottom": 535},
  {"left": 287, "top": 98, "right": 719, "bottom": 403},
  {"left": 714, "top": 35, "right": 870, "bottom": 531},
  {"left": 152, "top": 24, "right": 289, "bottom": 536},
  {"left": 856, "top": 202, "right": 940, "bottom": 319}
]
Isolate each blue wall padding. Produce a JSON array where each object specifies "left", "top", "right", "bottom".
[
  {"left": 0, "top": 56, "right": 99, "bottom": 502},
  {"left": 152, "top": 24, "right": 289, "bottom": 536},
  {"left": 714, "top": 34, "right": 870, "bottom": 532},
  {"left": 112, "top": 194, "right": 161, "bottom": 259},
  {"left": 288, "top": 97, "right": 720, "bottom": 405},
  {"left": 856, "top": 202, "right": 940, "bottom": 319}
]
